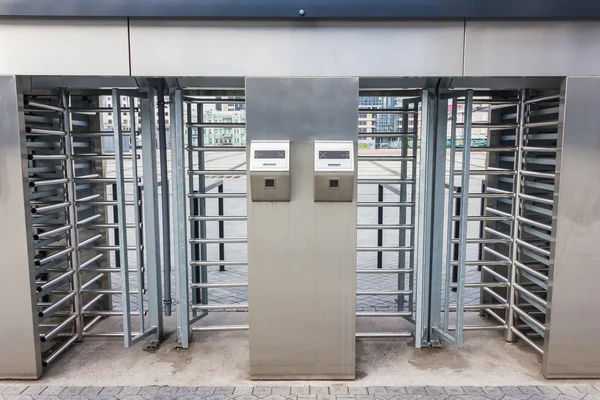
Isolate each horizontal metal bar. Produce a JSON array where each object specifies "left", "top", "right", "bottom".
[
  {"left": 451, "top": 238, "right": 511, "bottom": 244},
  {"left": 358, "top": 156, "right": 416, "bottom": 162},
  {"left": 184, "top": 98, "right": 245, "bottom": 105},
  {"left": 77, "top": 214, "right": 101, "bottom": 226},
  {"left": 356, "top": 290, "right": 411, "bottom": 296},
  {"left": 514, "top": 283, "right": 548, "bottom": 308},
  {"left": 81, "top": 289, "right": 141, "bottom": 295},
  {"left": 70, "top": 107, "right": 138, "bottom": 114},
  {"left": 358, "top": 133, "right": 416, "bottom": 138},
  {"left": 79, "top": 254, "right": 104, "bottom": 270},
  {"left": 447, "top": 324, "right": 507, "bottom": 331},
  {"left": 71, "top": 131, "right": 133, "bottom": 137},
  {"left": 192, "top": 304, "right": 248, "bottom": 310},
  {"left": 93, "top": 246, "right": 140, "bottom": 251},
  {"left": 187, "top": 146, "right": 246, "bottom": 152},
  {"left": 191, "top": 282, "right": 248, "bottom": 289},
  {"left": 356, "top": 268, "right": 413, "bottom": 274},
  {"left": 519, "top": 193, "right": 554, "bottom": 206},
  {"left": 456, "top": 169, "right": 515, "bottom": 176},
  {"left": 356, "top": 311, "right": 412, "bottom": 317},
  {"left": 517, "top": 216, "right": 552, "bottom": 231},
  {"left": 83, "top": 331, "right": 143, "bottom": 337},
  {"left": 26, "top": 127, "right": 67, "bottom": 136},
  {"left": 515, "top": 261, "right": 549, "bottom": 282},
  {"left": 512, "top": 305, "right": 546, "bottom": 334},
  {"left": 358, "top": 109, "right": 412, "bottom": 114},
  {"left": 358, "top": 202, "right": 414, "bottom": 207},
  {"left": 482, "top": 286, "right": 508, "bottom": 304},
  {"left": 451, "top": 260, "right": 510, "bottom": 267},
  {"left": 448, "top": 303, "right": 508, "bottom": 311},
  {"left": 189, "top": 238, "right": 247, "bottom": 244},
  {"left": 80, "top": 273, "right": 105, "bottom": 291},
  {"left": 188, "top": 170, "right": 246, "bottom": 176},
  {"left": 31, "top": 201, "right": 70, "bottom": 214},
  {"left": 24, "top": 99, "right": 65, "bottom": 112},
  {"left": 188, "top": 123, "right": 245, "bottom": 128},
  {"left": 454, "top": 216, "right": 514, "bottom": 222},
  {"left": 40, "top": 314, "right": 77, "bottom": 343},
  {"left": 82, "top": 310, "right": 145, "bottom": 316},
  {"left": 524, "top": 94, "right": 560, "bottom": 105},
  {"left": 33, "top": 224, "right": 71, "bottom": 240},
  {"left": 191, "top": 325, "right": 249, "bottom": 332},
  {"left": 510, "top": 327, "right": 544, "bottom": 355},
  {"left": 450, "top": 282, "right": 509, "bottom": 288},
  {"left": 357, "top": 246, "right": 413, "bottom": 252},
  {"left": 88, "top": 223, "right": 138, "bottom": 229},
  {"left": 188, "top": 193, "right": 246, "bottom": 199},
  {"left": 74, "top": 154, "right": 135, "bottom": 160},
  {"left": 356, "top": 332, "right": 412, "bottom": 338},
  {"left": 357, "top": 179, "right": 415, "bottom": 185},
  {"left": 27, "top": 154, "right": 67, "bottom": 161},
  {"left": 37, "top": 270, "right": 74, "bottom": 294},
  {"left": 190, "top": 260, "right": 247, "bottom": 267},
  {"left": 79, "top": 201, "right": 137, "bottom": 206},
  {"left": 455, "top": 146, "right": 517, "bottom": 152},
  {"left": 29, "top": 178, "right": 69, "bottom": 188},
  {"left": 78, "top": 234, "right": 102, "bottom": 248},
  {"left": 42, "top": 334, "right": 77, "bottom": 367},
  {"left": 516, "top": 239, "right": 551, "bottom": 257},
  {"left": 82, "top": 268, "right": 138, "bottom": 273},
  {"left": 522, "top": 146, "right": 557, "bottom": 153},
  {"left": 453, "top": 192, "right": 514, "bottom": 199},
  {"left": 189, "top": 216, "right": 247, "bottom": 222},
  {"left": 357, "top": 224, "right": 413, "bottom": 230},
  {"left": 484, "top": 226, "right": 513, "bottom": 241},
  {"left": 75, "top": 178, "right": 135, "bottom": 184},
  {"left": 35, "top": 247, "right": 72, "bottom": 266},
  {"left": 480, "top": 265, "right": 509, "bottom": 282},
  {"left": 457, "top": 123, "right": 518, "bottom": 130},
  {"left": 38, "top": 292, "right": 75, "bottom": 319},
  {"left": 524, "top": 121, "right": 558, "bottom": 128}
]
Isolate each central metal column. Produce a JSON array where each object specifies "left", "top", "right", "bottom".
[{"left": 246, "top": 78, "right": 358, "bottom": 380}]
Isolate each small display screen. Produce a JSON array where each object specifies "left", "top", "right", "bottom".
[
  {"left": 319, "top": 150, "right": 350, "bottom": 160},
  {"left": 254, "top": 150, "right": 285, "bottom": 159}
]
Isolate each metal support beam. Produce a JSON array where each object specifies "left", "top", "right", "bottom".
[
  {"left": 140, "top": 87, "right": 164, "bottom": 341},
  {"left": 0, "top": 76, "right": 42, "bottom": 378}
]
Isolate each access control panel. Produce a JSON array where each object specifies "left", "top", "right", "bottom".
[
  {"left": 249, "top": 140, "right": 291, "bottom": 202},
  {"left": 314, "top": 140, "right": 355, "bottom": 202}
]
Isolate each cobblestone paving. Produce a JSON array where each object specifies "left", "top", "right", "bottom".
[{"left": 1, "top": 385, "right": 599, "bottom": 400}]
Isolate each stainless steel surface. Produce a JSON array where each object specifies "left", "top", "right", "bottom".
[
  {"left": 314, "top": 172, "right": 354, "bottom": 202},
  {"left": 247, "top": 78, "right": 357, "bottom": 379},
  {"left": 130, "top": 21, "right": 464, "bottom": 77},
  {"left": 0, "top": 76, "right": 42, "bottom": 379},
  {"left": 249, "top": 171, "right": 290, "bottom": 202},
  {"left": 464, "top": 21, "right": 600, "bottom": 76},
  {"left": 543, "top": 77, "right": 600, "bottom": 378}
]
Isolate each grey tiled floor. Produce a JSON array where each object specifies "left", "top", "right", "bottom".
[{"left": 1, "top": 385, "right": 599, "bottom": 400}]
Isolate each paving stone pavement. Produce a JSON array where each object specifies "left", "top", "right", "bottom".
[{"left": 0, "top": 386, "right": 599, "bottom": 400}]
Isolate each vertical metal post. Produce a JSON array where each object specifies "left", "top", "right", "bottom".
[
  {"left": 451, "top": 186, "right": 461, "bottom": 291},
  {"left": 112, "top": 89, "right": 132, "bottom": 348},
  {"left": 129, "top": 96, "right": 145, "bottom": 332},
  {"left": 444, "top": 101, "right": 458, "bottom": 333},
  {"left": 398, "top": 100, "right": 409, "bottom": 311},
  {"left": 415, "top": 89, "right": 436, "bottom": 348},
  {"left": 505, "top": 89, "right": 526, "bottom": 343},
  {"left": 218, "top": 183, "right": 225, "bottom": 272},
  {"left": 377, "top": 184, "right": 384, "bottom": 269},
  {"left": 455, "top": 90, "right": 474, "bottom": 345},
  {"left": 198, "top": 104, "right": 208, "bottom": 302},
  {"left": 170, "top": 88, "right": 190, "bottom": 348},
  {"left": 140, "top": 88, "right": 164, "bottom": 339},
  {"left": 60, "top": 89, "right": 83, "bottom": 341},
  {"left": 0, "top": 76, "right": 42, "bottom": 379},
  {"left": 477, "top": 180, "right": 486, "bottom": 272},
  {"left": 157, "top": 80, "right": 172, "bottom": 316},
  {"left": 191, "top": 197, "right": 203, "bottom": 304}
]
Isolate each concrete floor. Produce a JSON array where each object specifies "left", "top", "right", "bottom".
[{"left": 24, "top": 313, "right": 600, "bottom": 387}]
